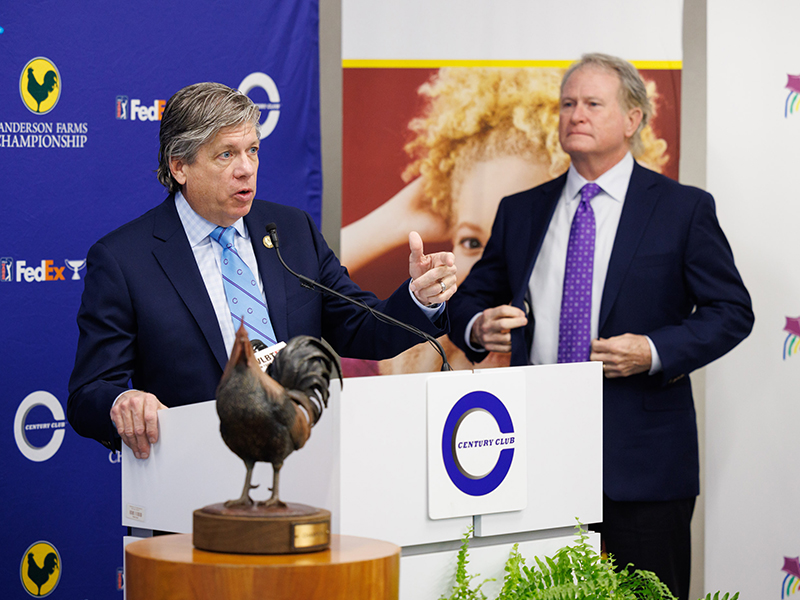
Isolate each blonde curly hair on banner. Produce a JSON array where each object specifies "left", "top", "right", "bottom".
[{"left": 402, "top": 68, "right": 668, "bottom": 227}]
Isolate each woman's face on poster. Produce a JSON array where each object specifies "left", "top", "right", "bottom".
[{"left": 450, "top": 154, "right": 551, "bottom": 282}]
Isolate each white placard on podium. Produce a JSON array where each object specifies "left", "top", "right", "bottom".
[{"left": 427, "top": 369, "right": 528, "bottom": 519}]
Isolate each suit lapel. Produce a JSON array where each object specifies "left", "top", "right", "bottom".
[
  {"left": 151, "top": 197, "right": 229, "bottom": 370},
  {"left": 598, "top": 163, "right": 661, "bottom": 331},
  {"left": 245, "top": 207, "right": 290, "bottom": 343}
]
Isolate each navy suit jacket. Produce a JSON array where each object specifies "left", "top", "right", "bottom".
[
  {"left": 449, "top": 163, "right": 753, "bottom": 501},
  {"left": 68, "top": 196, "right": 447, "bottom": 447}
]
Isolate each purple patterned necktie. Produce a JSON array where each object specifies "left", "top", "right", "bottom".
[{"left": 557, "top": 183, "right": 602, "bottom": 363}]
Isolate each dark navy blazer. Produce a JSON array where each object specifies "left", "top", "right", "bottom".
[
  {"left": 68, "top": 196, "right": 447, "bottom": 447},
  {"left": 449, "top": 163, "right": 753, "bottom": 501}
]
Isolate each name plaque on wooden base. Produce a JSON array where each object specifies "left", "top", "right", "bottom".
[{"left": 193, "top": 502, "right": 331, "bottom": 554}]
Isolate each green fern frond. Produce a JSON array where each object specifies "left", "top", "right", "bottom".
[
  {"left": 439, "top": 526, "right": 494, "bottom": 600},
  {"left": 617, "top": 569, "right": 676, "bottom": 600},
  {"left": 497, "top": 544, "right": 528, "bottom": 600}
]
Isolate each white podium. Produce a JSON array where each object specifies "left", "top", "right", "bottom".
[{"left": 122, "top": 362, "right": 602, "bottom": 599}]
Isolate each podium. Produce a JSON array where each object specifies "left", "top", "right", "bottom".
[{"left": 122, "top": 363, "right": 602, "bottom": 599}]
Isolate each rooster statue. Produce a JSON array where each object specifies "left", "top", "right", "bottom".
[{"left": 216, "top": 323, "right": 341, "bottom": 508}]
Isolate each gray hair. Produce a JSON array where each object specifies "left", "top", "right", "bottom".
[
  {"left": 157, "top": 82, "right": 261, "bottom": 192},
  {"left": 561, "top": 53, "right": 652, "bottom": 155}
]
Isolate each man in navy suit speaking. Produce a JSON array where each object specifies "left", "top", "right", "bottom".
[
  {"left": 448, "top": 54, "right": 753, "bottom": 599},
  {"left": 68, "top": 83, "right": 457, "bottom": 461}
]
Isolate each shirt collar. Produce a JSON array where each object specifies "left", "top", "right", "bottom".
[
  {"left": 174, "top": 191, "right": 248, "bottom": 247},
  {"left": 564, "top": 152, "right": 634, "bottom": 204}
]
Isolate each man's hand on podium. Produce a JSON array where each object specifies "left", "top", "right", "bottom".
[{"left": 111, "top": 390, "right": 167, "bottom": 459}]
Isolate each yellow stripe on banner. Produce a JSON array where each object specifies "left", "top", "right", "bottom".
[{"left": 342, "top": 59, "right": 683, "bottom": 70}]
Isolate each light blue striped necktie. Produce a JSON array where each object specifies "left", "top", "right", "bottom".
[{"left": 210, "top": 226, "right": 277, "bottom": 346}]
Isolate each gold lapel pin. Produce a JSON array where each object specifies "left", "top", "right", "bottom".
[{"left": 263, "top": 235, "right": 273, "bottom": 249}]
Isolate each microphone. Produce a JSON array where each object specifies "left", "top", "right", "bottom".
[{"left": 265, "top": 223, "right": 452, "bottom": 371}]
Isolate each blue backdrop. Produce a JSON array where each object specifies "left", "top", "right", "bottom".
[{"left": 0, "top": 1, "right": 321, "bottom": 596}]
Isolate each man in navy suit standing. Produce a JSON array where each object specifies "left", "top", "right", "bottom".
[
  {"left": 68, "top": 83, "right": 457, "bottom": 461},
  {"left": 449, "top": 54, "right": 753, "bottom": 599}
]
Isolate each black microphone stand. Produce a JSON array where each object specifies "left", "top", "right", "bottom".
[{"left": 265, "top": 223, "right": 452, "bottom": 371}]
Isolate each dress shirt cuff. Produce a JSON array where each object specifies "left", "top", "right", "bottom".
[
  {"left": 408, "top": 284, "right": 445, "bottom": 321},
  {"left": 464, "top": 312, "right": 488, "bottom": 353},
  {"left": 646, "top": 335, "right": 662, "bottom": 375},
  {"left": 111, "top": 389, "right": 140, "bottom": 419}
]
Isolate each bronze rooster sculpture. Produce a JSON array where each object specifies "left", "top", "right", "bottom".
[{"left": 216, "top": 324, "right": 341, "bottom": 508}]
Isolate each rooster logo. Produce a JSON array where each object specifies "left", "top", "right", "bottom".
[
  {"left": 19, "top": 57, "right": 61, "bottom": 115},
  {"left": 19, "top": 541, "right": 61, "bottom": 597}
]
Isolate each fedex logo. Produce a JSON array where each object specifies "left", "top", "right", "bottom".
[
  {"left": 15, "top": 260, "right": 66, "bottom": 282},
  {"left": 117, "top": 97, "right": 166, "bottom": 121}
]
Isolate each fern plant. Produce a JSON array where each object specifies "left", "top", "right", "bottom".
[
  {"left": 496, "top": 521, "right": 629, "bottom": 600},
  {"left": 441, "top": 520, "right": 739, "bottom": 600}
]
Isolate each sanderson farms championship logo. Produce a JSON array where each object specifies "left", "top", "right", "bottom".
[{"left": 2, "top": 56, "right": 88, "bottom": 149}]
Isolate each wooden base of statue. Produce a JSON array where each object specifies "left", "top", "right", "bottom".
[
  {"left": 125, "top": 533, "right": 400, "bottom": 600},
  {"left": 193, "top": 502, "right": 331, "bottom": 554}
]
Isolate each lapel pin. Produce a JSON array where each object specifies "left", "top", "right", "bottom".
[{"left": 263, "top": 235, "right": 273, "bottom": 249}]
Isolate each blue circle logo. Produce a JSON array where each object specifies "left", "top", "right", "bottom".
[{"left": 441, "top": 390, "right": 515, "bottom": 496}]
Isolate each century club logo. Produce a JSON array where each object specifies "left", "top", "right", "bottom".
[
  {"left": 19, "top": 57, "right": 60, "bottom": 115},
  {"left": 14, "top": 391, "right": 66, "bottom": 462},
  {"left": 442, "top": 390, "right": 516, "bottom": 496},
  {"left": 239, "top": 72, "right": 281, "bottom": 139},
  {"left": 20, "top": 541, "right": 61, "bottom": 597}
]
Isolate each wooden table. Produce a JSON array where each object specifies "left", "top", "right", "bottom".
[{"left": 125, "top": 533, "right": 400, "bottom": 600}]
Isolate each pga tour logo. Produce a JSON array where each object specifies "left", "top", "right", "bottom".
[{"left": 427, "top": 372, "right": 527, "bottom": 520}]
